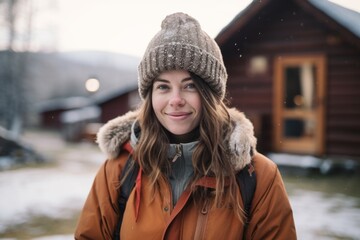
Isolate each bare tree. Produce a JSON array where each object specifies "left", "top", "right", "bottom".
[{"left": 0, "top": 0, "right": 32, "bottom": 136}]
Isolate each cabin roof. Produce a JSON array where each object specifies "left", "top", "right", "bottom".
[
  {"left": 309, "top": 0, "right": 360, "bottom": 38},
  {"left": 216, "top": 0, "right": 360, "bottom": 46},
  {"left": 36, "top": 96, "right": 92, "bottom": 112},
  {"left": 92, "top": 82, "right": 138, "bottom": 105}
]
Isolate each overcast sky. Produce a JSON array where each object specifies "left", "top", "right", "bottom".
[{"left": 30, "top": 0, "right": 360, "bottom": 57}]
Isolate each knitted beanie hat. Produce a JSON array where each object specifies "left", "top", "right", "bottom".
[{"left": 138, "top": 12, "right": 228, "bottom": 100}]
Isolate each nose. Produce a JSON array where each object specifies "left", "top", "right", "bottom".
[{"left": 169, "top": 91, "right": 185, "bottom": 107}]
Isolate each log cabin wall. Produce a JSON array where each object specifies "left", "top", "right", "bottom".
[
  {"left": 99, "top": 93, "right": 130, "bottom": 123},
  {"left": 98, "top": 89, "right": 140, "bottom": 123},
  {"left": 219, "top": 0, "right": 360, "bottom": 157}
]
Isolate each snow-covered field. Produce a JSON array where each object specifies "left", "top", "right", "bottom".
[
  {"left": 0, "top": 130, "right": 359, "bottom": 239},
  {"left": 0, "top": 130, "right": 105, "bottom": 239},
  {"left": 291, "top": 189, "right": 360, "bottom": 239}
]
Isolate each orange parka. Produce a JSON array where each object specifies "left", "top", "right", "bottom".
[{"left": 74, "top": 109, "right": 297, "bottom": 239}]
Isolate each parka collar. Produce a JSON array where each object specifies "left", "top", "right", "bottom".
[{"left": 96, "top": 108, "right": 257, "bottom": 171}]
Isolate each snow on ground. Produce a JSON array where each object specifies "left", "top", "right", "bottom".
[
  {"left": 0, "top": 165, "right": 95, "bottom": 231},
  {"left": 32, "top": 235, "right": 74, "bottom": 240},
  {"left": 0, "top": 130, "right": 106, "bottom": 235},
  {"left": 290, "top": 190, "right": 360, "bottom": 239}
]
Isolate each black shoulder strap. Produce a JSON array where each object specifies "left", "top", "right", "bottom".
[
  {"left": 236, "top": 163, "right": 256, "bottom": 240},
  {"left": 114, "top": 154, "right": 139, "bottom": 240}
]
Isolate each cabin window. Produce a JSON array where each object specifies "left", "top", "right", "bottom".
[{"left": 249, "top": 55, "right": 268, "bottom": 75}]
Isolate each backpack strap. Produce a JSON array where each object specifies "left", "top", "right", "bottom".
[
  {"left": 236, "top": 163, "right": 256, "bottom": 240},
  {"left": 113, "top": 143, "right": 139, "bottom": 240}
]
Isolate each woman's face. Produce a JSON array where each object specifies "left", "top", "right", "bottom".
[{"left": 152, "top": 70, "right": 202, "bottom": 135}]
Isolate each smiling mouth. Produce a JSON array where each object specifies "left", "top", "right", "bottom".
[{"left": 166, "top": 112, "right": 191, "bottom": 118}]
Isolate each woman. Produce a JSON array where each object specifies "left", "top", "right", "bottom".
[{"left": 75, "top": 12, "right": 297, "bottom": 239}]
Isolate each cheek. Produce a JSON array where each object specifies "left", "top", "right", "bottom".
[
  {"left": 191, "top": 95, "right": 202, "bottom": 113},
  {"left": 152, "top": 95, "right": 163, "bottom": 115}
]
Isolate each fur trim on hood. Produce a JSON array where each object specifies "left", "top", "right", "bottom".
[{"left": 96, "top": 108, "right": 257, "bottom": 171}]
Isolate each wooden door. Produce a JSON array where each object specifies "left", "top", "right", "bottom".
[{"left": 273, "top": 55, "right": 326, "bottom": 155}]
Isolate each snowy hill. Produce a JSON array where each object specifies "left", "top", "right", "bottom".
[
  {"left": 58, "top": 50, "right": 140, "bottom": 70},
  {"left": 24, "top": 51, "right": 140, "bottom": 103}
]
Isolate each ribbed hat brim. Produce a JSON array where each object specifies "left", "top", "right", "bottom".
[{"left": 138, "top": 42, "right": 227, "bottom": 99}]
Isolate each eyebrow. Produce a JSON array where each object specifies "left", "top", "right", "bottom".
[{"left": 154, "top": 76, "right": 193, "bottom": 83}]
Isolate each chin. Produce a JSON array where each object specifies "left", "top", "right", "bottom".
[{"left": 168, "top": 128, "right": 190, "bottom": 135}]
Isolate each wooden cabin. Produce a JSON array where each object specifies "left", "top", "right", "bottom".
[
  {"left": 93, "top": 83, "right": 140, "bottom": 123},
  {"left": 77, "top": 84, "right": 141, "bottom": 142},
  {"left": 216, "top": 0, "right": 360, "bottom": 158},
  {"left": 36, "top": 84, "right": 140, "bottom": 142},
  {"left": 37, "top": 96, "right": 93, "bottom": 128}
]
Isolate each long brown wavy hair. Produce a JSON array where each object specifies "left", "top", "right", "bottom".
[{"left": 133, "top": 72, "right": 244, "bottom": 221}]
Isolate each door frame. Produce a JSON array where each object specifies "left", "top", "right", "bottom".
[{"left": 273, "top": 54, "right": 326, "bottom": 155}]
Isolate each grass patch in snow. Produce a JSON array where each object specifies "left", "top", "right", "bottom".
[{"left": 0, "top": 212, "right": 80, "bottom": 239}]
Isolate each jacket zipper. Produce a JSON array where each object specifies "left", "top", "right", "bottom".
[
  {"left": 165, "top": 144, "right": 182, "bottom": 215},
  {"left": 172, "top": 144, "right": 182, "bottom": 162}
]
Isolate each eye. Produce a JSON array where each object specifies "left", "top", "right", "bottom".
[
  {"left": 155, "top": 84, "right": 170, "bottom": 91},
  {"left": 184, "top": 83, "right": 197, "bottom": 91}
]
